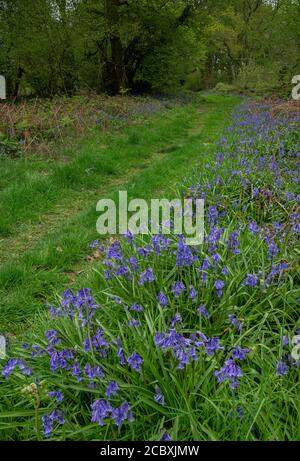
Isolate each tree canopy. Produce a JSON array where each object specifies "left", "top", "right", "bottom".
[{"left": 0, "top": 0, "right": 299, "bottom": 97}]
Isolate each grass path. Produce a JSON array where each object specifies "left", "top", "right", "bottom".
[{"left": 0, "top": 95, "right": 239, "bottom": 333}]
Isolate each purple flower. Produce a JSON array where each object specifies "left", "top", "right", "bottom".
[
  {"left": 154, "top": 387, "right": 165, "bottom": 406},
  {"left": 228, "top": 314, "right": 243, "bottom": 332},
  {"left": 207, "top": 206, "right": 218, "bottom": 225},
  {"left": 140, "top": 268, "right": 155, "bottom": 285},
  {"left": 188, "top": 285, "right": 198, "bottom": 302},
  {"left": 137, "top": 245, "right": 151, "bottom": 258},
  {"left": 176, "top": 238, "right": 196, "bottom": 267},
  {"left": 71, "top": 361, "right": 82, "bottom": 381},
  {"left": 84, "top": 363, "right": 105, "bottom": 380},
  {"left": 205, "top": 337, "right": 224, "bottom": 356},
  {"left": 128, "top": 318, "right": 140, "bottom": 328},
  {"left": 128, "top": 256, "right": 138, "bottom": 272},
  {"left": 201, "top": 258, "right": 210, "bottom": 270},
  {"left": 114, "top": 338, "right": 126, "bottom": 366},
  {"left": 91, "top": 399, "right": 112, "bottom": 426},
  {"left": 243, "top": 273, "right": 259, "bottom": 287},
  {"left": 237, "top": 406, "right": 244, "bottom": 418},
  {"left": 2, "top": 358, "right": 32, "bottom": 379},
  {"left": 215, "top": 359, "right": 243, "bottom": 388},
  {"left": 123, "top": 229, "right": 134, "bottom": 243},
  {"left": 161, "top": 431, "right": 172, "bottom": 441},
  {"left": 231, "top": 346, "right": 251, "bottom": 361},
  {"left": 227, "top": 230, "right": 240, "bottom": 255},
  {"left": 127, "top": 352, "right": 143, "bottom": 372},
  {"left": 276, "top": 360, "right": 288, "bottom": 376},
  {"left": 106, "top": 380, "right": 119, "bottom": 399},
  {"left": 2, "top": 359, "right": 18, "bottom": 379},
  {"left": 48, "top": 391, "right": 64, "bottom": 402},
  {"left": 154, "top": 329, "right": 198, "bottom": 369},
  {"left": 171, "top": 281, "right": 185, "bottom": 298},
  {"left": 157, "top": 291, "right": 168, "bottom": 308},
  {"left": 45, "top": 330, "right": 60, "bottom": 346},
  {"left": 268, "top": 241, "right": 279, "bottom": 260},
  {"left": 282, "top": 335, "right": 289, "bottom": 347},
  {"left": 170, "top": 313, "right": 182, "bottom": 327},
  {"left": 130, "top": 303, "right": 143, "bottom": 312},
  {"left": 222, "top": 266, "right": 229, "bottom": 276},
  {"left": 42, "top": 410, "right": 64, "bottom": 438},
  {"left": 248, "top": 221, "right": 259, "bottom": 234},
  {"left": 111, "top": 400, "right": 134, "bottom": 428},
  {"left": 214, "top": 279, "right": 225, "bottom": 297},
  {"left": 197, "top": 304, "right": 210, "bottom": 319},
  {"left": 42, "top": 413, "right": 53, "bottom": 438},
  {"left": 91, "top": 328, "right": 109, "bottom": 357}
]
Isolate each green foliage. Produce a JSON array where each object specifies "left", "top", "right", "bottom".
[
  {"left": 0, "top": 98, "right": 298, "bottom": 441},
  {"left": 0, "top": 1, "right": 299, "bottom": 96},
  {"left": 235, "top": 61, "right": 280, "bottom": 95},
  {"left": 213, "top": 82, "right": 238, "bottom": 94},
  {"left": 0, "top": 134, "right": 22, "bottom": 158}
]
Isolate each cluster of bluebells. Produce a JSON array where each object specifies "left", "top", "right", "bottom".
[
  {"left": 2, "top": 101, "right": 299, "bottom": 441},
  {"left": 154, "top": 329, "right": 224, "bottom": 369},
  {"left": 48, "top": 288, "right": 99, "bottom": 327}
]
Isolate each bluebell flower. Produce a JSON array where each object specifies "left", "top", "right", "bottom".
[
  {"left": 214, "top": 279, "right": 225, "bottom": 297},
  {"left": 91, "top": 399, "right": 112, "bottom": 426},
  {"left": 84, "top": 363, "right": 105, "bottom": 380},
  {"left": 161, "top": 431, "right": 172, "bottom": 441},
  {"left": 114, "top": 338, "right": 126, "bottom": 366},
  {"left": 276, "top": 360, "right": 288, "bottom": 376},
  {"left": 222, "top": 266, "right": 229, "bottom": 276},
  {"left": 111, "top": 400, "right": 134, "bottom": 428},
  {"left": 106, "top": 380, "right": 119, "bottom": 399},
  {"left": 282, "top": 335, "right": 289, "bottom": 347},
  {"left": 197, "top": 304, "right": 210, "bottom": 319},
  {"left": 127, "top": 352, "right": 143, "bottom": 372},
  {"left": 188, "top": 285, "right": 198, "bottom": 302},
  {"left": 248, "top": 221, "right": 259, "bottom": 234},
  {"left": 228, "top": 314, "right": 243, "bottom": 333},
  {"left": 170, "top": 313, "right": 182, "bottom": 327},
  {"left": 243, "top": 273, "right": 259, "bottom": 287},
  {"left": 176, "top": 237, "right": 196, "bottom": 267},
  {"left": 231, "top": 346, "right": 251, "bottom": 361},
  {"left": 2, "top": 358, "right": 18, "bottom": 379},
  {"left": 45, "top": 330, "right": 60, "bottom": 346},
  {"left": 137, "top": 245, "right": 151, "bottom": 258},
  {"left": 215, "top": 359, "right": 243, "bottom": 388},
  {"left": 128, "top": 318, "right": 140, "bottom": 328},
  {"left": 205, "top": 337, "right": 224, "bottom": 356},
  {"left": 154, "top": 387, "right": 165, "bottom": 406},
  {"left": 71, "top": 361, "right": 82, "bottom": 381},
  {"left": 157, "top": 291, "right": 168, "bottom": 308},
  {"left": 140, "top": 268, "right": 155, "bottom": 285},
  {"left": 207, "top": 206, "right": 218, "bottom": 225},
  {"left": 42, "top": 410, "right": 64, "bottom": 438},
  {"left": 48, "top": 391, "right": 64, "bottom": 402},
  {"left": 227, "top": 230, "right": 240, "bottom": 255},
  {"left": 171, "top": 281, "right": 185, "bottom": 298},
  {"left": 268, "top": 241, "right": 279, "bottom": 260},
  {"left": 130, "top": 303, "right": 143, "bottom": 312}
]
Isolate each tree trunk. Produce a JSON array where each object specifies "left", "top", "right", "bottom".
[{"left": 101, "top": 0, "right": 126, "bottom": 95}]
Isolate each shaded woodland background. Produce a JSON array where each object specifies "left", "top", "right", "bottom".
[{"left": 1, "top": 0, "right": 299, "bottom": 98}]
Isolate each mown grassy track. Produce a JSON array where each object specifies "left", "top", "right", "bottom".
[{"left": 0, "top": 95, "right": 239, "bottom": 333}]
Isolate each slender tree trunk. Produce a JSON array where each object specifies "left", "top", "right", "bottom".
[{"left": 101, "top": 0, "right": 126, "bottom": 95}]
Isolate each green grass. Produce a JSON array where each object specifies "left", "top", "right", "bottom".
[
  {"left": 0, "top": 95, "right": 239, "bottom": 332},
  {"left": 0, "top": 97, "right": 298, "bottom": 442}
]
